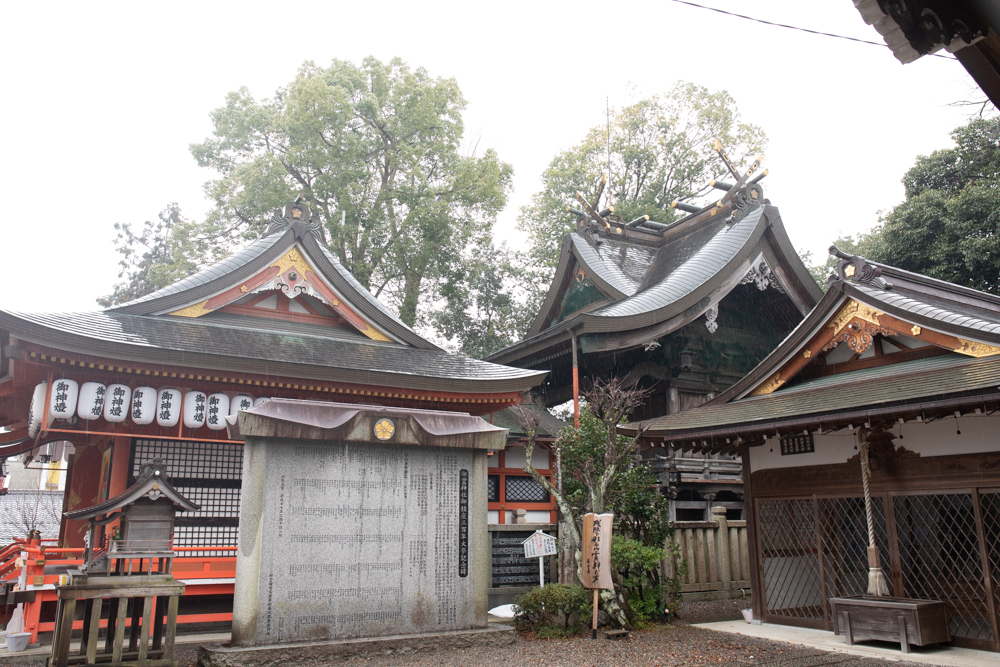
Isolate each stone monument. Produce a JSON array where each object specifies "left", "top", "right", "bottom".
[{"left": 200, "top": 399, "right": 513, "bottom": 665}]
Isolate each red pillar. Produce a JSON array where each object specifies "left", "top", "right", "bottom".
[{"left": 571, "top": 333, "right": 580, "bottom": 429}]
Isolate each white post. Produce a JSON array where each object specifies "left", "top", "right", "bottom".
[{"left": 539, "top": 555, "right": 544, "bottom": 587}]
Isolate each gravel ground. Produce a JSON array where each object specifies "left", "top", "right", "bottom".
[
  {"left": 342, "top": 625, "right": 935, "bottom": 667},
  {"left": 674, "top": 599, "right": 754, "bottom": 625},
  {"left": 3, "top": 602, "right": 925, "bottom": 667},
  {"left": 0, "top": 629, "right": 942, "bottom": 667}
]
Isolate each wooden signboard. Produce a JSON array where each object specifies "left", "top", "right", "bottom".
[
  {"left": 582, "top": 513, "right": 613, "bottom": 590},
  {"left": 582, "top": 512, "right": 613, "bottom": 639}
]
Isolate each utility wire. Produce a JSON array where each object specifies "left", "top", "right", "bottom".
[{"left": 666, "top": 0, "right": 957, "bottom": 60}]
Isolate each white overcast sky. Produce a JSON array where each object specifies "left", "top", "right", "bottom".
[{"left": 0, "top": 0, "right": 985, "bottom": 313}]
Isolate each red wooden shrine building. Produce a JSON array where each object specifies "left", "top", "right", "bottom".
[{"left": 0, "top": 201, "right": 547, "bottom": 640}]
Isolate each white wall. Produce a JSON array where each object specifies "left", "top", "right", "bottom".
[
  {"left": 749, "top": 412, "right": 1000, "bottom": 473},
  {"left": 489, "top": 510, "right": 551, "bottom": 525},
  {"left": 501, "top": 445, "right": 549, "bottom": 470}
]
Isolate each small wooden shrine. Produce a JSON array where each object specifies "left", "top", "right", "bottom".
[{"left": 51, "top": 460, "right": 198, "bottom": 667}]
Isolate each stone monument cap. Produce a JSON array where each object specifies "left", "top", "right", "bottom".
[{"left": 228, "top": 398, "right": 508, "bottom": 450}]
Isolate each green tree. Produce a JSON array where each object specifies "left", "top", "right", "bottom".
[
  {"left": 518, "top": 83, "right": 767, "bottom": 278},
  {"left": 826, "top": 118, "right": 1000, "bottom": 293},
  {"left": 430, "top": 242, "right": 535, "bottom": 358},
  {"left": 189, "top": 56, "right": 514, "bottom": 328},
  {"left": 516, "top": 378, "right": 672, "bottom": 629},
  {"left": 97, "top": 203, "right": 204, "bottom": 308}
]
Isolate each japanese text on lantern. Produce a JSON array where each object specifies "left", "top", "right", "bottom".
[
  {"left": 581, "top": 512, "right": 613, "bottom": 589},
  {"left": 54, "top": 382, "right": 69, "bottom": 414},
  {"left": 108, "top": 386, "right": 126, "bottom": 418},
  {"left": 208, "top": 395, "right": 220, "bottom": 426}
]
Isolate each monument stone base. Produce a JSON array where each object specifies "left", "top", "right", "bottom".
[{"left": 197, "top": 624, "right": 515, "bottom": 667}]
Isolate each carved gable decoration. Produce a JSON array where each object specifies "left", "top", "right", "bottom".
[
  {"left": 747, "top": 296, "right": 1000, "bottom": 397},
  {"left": 169, "top": 244, "right": 393, "bottom": 342}
]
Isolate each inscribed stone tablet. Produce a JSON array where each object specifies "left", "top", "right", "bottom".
[{"left": 250, "top": 441, "right": 478, "bottom": 642}]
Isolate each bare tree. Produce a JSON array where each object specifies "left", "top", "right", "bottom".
[
  {"left": 515, "top": 377, "right": 650, "bottom": 629},
  {"left": 0, "top": 491, "right": 63, "bottom": 542}
]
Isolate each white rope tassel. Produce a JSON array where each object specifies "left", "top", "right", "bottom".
[{"left": 859, "top": 431, "right": 892, "bottom": 597}]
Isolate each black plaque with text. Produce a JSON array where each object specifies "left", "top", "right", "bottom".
[{"left": 458, "top": 469, "right": 469, "bottom": 577}]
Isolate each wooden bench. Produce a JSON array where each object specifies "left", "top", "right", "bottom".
[{"left": 603, "top": 629, "right": 630, "bottom": 640}]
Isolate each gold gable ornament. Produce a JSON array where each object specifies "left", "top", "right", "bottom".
[
  {"left": 955, "top": 338, "right": 1000, "bottom": 358},
  {"left": 750, "top": 372, "right": 784, "bottom": 397}
]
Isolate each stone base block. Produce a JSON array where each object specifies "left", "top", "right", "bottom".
[{"left": 198, "top": 624, "right": 515, "bottom": 666}]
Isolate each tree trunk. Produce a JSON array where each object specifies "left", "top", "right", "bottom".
[
  {"left": 399, "top": 270, "right": 422, "bottom": 327},
  {"left": 558, "top": 510, "right": 578, "bottom": 585}
]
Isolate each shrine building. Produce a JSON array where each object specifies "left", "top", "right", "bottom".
[
  {"left": 486, "top": 153, "right": 823, "bottom": 520},
  {"left": 623, "top": 250, "right": 1000, "bottom": 652},
  {"left": 0, "top": 201, "right": 547, "bottom": 636}
]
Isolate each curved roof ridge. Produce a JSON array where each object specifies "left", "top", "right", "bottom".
[
  {"left": 107, "top": 230, "right": 288, "bottom": 312},
  {"left": 590, "top": 206, "right": 766, "bottom": 319}
]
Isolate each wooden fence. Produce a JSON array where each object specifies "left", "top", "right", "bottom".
[{"left": 664, "top": 506, "right": 751, "bottom": 601}]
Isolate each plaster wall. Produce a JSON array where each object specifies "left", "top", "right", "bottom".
[
  {"left": 232, "top": 436, "right": 488, "bottom": 646},
  {"left": 501, "top": 446, "right": 549, "bottom": 470},
  {"left": 748, "top": 412, "right": 1000, "bottom": 473}
]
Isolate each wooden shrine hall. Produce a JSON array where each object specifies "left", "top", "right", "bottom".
[
  {"left": 0, "top": 200, "right": 546, "bottom": 639},
  {"left": 623, "top": 249, "right": 1000, "bottom": 652},
  {"left": 486, "top": 148, "right": 823, "bottom": 519}
]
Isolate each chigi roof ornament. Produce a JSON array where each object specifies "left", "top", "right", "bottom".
[
  {"left": 827, "top": 246, "right": 893, "bottom": 291},
  {"left": 264, "top": 197, "right": 325, "bottom": 241}
]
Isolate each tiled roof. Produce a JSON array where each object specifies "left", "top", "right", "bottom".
[
  {"left": 851, "top": 283, "right": 1000, "bottom": 335},
  {"left": 114, "top": 232, "right": 286, "bottom": 308},
  {"left": 621, "top": 353, "right": 1000, "bottom": 437},
  {"left": 0, "top": 309, "right": 548, "bottom": 393},
  {"left": 596, "top": 208, "right": 763, "bottom": 318}
]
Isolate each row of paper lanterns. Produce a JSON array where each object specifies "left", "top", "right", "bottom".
[{"left": 28, "top": 380, "right": 267, "bottom": 438}]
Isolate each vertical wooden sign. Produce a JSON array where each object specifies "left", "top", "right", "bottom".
[
  {"left": 582, "top": 512, "right": 614, "bottom": 589},
  {"left": 582, "top": 512, "right": 613, "bottom": 639}
]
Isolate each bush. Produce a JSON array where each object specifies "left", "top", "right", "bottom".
[
  {"left": 611, "top": 536, "right": 666, "bottom": 622},
  {"left": 513, "top": 583, "right": 591, "bottom": 632}
]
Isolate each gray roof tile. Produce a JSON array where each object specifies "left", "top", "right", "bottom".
[{"left": 1, "top": 310, "right": 546, "bottom": 392}]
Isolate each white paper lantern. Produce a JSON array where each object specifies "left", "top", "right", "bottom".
[
  {"left": 77, "top": 382, "right": 107, "bottom": 421},
  {"left": 49, "top": 379, "right": 79, "bottom": 420},
  {"left": 103, "top": 384, "right": 131, "bottom": 423},
  {"left": 206, "top": 393, "right": 231, "bottom": 430},
  {"left": 183, "top": 391, "right": 207, "bottom": 429},
  {"left": 130, "top": 386, "right": 156, "bottom": 425},
  {"left": 253, "top": 397, "right": 270, "bottom": 407},
  {"left": 230, "top": 395, "right": 254, "bottom": 416},
  {"left": 156, "top": 388, "right": 181, "bottom": 428},
  {"left": 28, "top": 383, "right": 48, "bottom": 438}
]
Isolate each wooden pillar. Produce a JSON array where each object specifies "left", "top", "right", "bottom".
[
  {"left": 112, "top": 596, "right": 128, "bottom": 663},
  {"left": 108, "top": 435, "right": 132, "bottom": 498},
  {"left": 138, "top": 596, "right": 153, "bottom": 663},
  {"left": 79, "top": 599, "right": 94, "bottom": 656},
  {"left": 86, "top": 598, "right": 103, "bottom": 665},
  {"left": 741, "top": 446, "right": 765, "bottom": 623},
  {"left": 128, "top": 596, "right": 143, "bottom": 652},
  {"left": 164, "top": 595, "right": 179, "bottom": 662},
  {"left": 571, "top": 333, "right": 580, "bottom": 430},
  {"left": 152, "top": 595, "right": 167, "bottom": 650},
  {"left": 55, "top": 598, "right": 75, "bottom": 667},
  {"left": 105, "top": 598, "right": 119, "bottom": 655}
]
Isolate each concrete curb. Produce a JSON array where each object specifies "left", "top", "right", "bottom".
[{"left": 198, "top": 624, "right": 516, "bottom": 666}]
